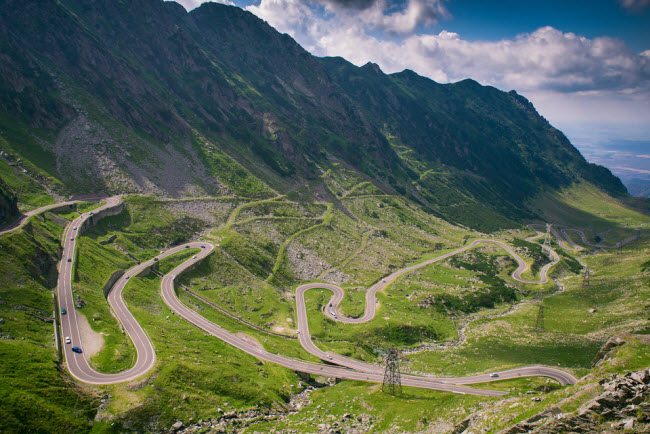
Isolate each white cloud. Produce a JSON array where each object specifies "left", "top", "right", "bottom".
[
  {"left": 247, "top": 2, "right": 649, "bottom": 95},
  {"left": 246, "top": 0, "right": 324, "bottom": 51},
  {"left": 325, "top": 26, "right": 650, "bottom": 95},
  {"left": 248, "top": 0, "right": 448, "bottom": 49},
  {"left": 341, "top": 0, "right": 449, "bottom": 34}
]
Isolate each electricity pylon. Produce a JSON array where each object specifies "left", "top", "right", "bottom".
[
  {"left": 382, "top": 347, "right": 402, "bottom": 396},
  {"left": 582, "top": 267, "right": 590, "bottom": 287}
]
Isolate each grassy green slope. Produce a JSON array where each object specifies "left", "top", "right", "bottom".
[
  {"left": 0, "top": 162, "right": 647, "bottom": 432},
  {"left": 0, "top": 213, "right": 99, "bottom": 433},
  {"left": 531, "top": 182, "right": 650, "bottom": 231}
]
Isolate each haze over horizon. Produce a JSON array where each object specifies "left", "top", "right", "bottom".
[{"left": 171, "top": 0, "right": 650, "bottom": 190}]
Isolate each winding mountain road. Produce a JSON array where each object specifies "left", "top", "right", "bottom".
[
  {"left": 527, "top": 224, "right": 583, "bottom": 252},
  {"left": 0, "top": 200, "right": 82, "bottom": 235},
  {"left": 159, "top": 247, "right": 511, "bottom": 396},
  {"left": 57, "top": 196, "right": 159, "bottom": 384},
  {"left": 48, "top": 199, "right": 577, "bottom": 392},
  {"left": 294, "top": 238, "right": 570, "bottom": 383},
  {"left": 562, "top": 228, "right": 646, "bottom": 250}
]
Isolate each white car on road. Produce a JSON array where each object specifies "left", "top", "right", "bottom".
[{"left": 65, "top": 336, "right": 71, "bottom": 344}]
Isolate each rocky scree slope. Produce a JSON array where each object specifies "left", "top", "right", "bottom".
[{"left": 0, "top": 0, "right": 627, "bottom": 229}]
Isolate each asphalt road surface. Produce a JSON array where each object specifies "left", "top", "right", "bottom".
[
  {"left": 527, "top": 223, "right": 590, "bottom": 253},
  {"left": 158, "top": 245, "right": 511, "bottom": 396},
  {"left": 0, "top": 200, "right": 82, "bottom": 235},
  {"left": 57, "top": 196, "right": 159, "bottom": 384},
  {"left": 49, "top": 200, "right": 577, "bottom": 392},
  {"left": 294, "top": 238, "right": 575, "bottom": 386},
  {"left": 562, "top": 228, "right": 646, "bottom": 250}
]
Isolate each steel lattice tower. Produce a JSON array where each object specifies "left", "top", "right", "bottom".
[
  {"left": 382, "top": 348, "right": 402, "bottom": 396},
  {"left": 582, "top": 267, "right": 590, "bottom": 287}
]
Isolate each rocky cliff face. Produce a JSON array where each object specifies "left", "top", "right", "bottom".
[{"left": 0, "top": 0, "right": 628, "bottom": 228}]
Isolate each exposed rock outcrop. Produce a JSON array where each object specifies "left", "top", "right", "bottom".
[
  {"left": 591, "top": 336, "right": 627, "bottom": 366},
  {"left": 498, "top": 368, "right": 650, "bottom": 434}
]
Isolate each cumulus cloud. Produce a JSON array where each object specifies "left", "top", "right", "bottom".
[
  {"left": 320, "top": 0, "right": 449, "bottom": 34},
  {"left": 248, "top": 1, "right": 650, "bottom": 95},
  {"left": 397, "top": 27, "right": 650, "bottom": 93},
  {"left": 248, "top": 0, "right": 447, "bottom": 36},
  {"left": 247, "top": 0, "right": 324, "bottom": 51}
]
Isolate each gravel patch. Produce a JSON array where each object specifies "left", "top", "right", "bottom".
[{"left": 76, "top": 311, "right": 104, "bottom": 358}]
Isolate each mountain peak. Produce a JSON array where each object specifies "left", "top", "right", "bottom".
[
  {"left": 361, "top": 62, "right": 383, "bottom": 75},
  {"left": 455, "top": 78, "right": 482, "bottom": 88},
  {"left": 191, "top": 1, "right": 241, "bottom": 16},
  {"left": 164, "top": 1, "right": 187, "bottom": 17}
]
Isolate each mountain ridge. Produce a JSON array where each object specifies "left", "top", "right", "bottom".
[{"left": 0, "top": 0, "right": 632, "bottom": 230}]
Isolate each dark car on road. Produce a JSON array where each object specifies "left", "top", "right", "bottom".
[
  {"left": 71, "top": 346, "right": 82, "bottom": 353},
  {"left": 61, "top": 308, "right": 66, "bottom": 315}
]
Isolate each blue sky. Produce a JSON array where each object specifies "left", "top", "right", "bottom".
[
  {"left": 432, "top": 0, "right": 650, "bottom": 52},
  {"left": 173, "top": 0, "right": 650, "bottom": 183},
  {"left": 205, "top": 0, "right": 650, "bottom": 51}
]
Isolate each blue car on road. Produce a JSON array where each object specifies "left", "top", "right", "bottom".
[{"left": 71, "top": 346, "right": 82, "bottom": 353}]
